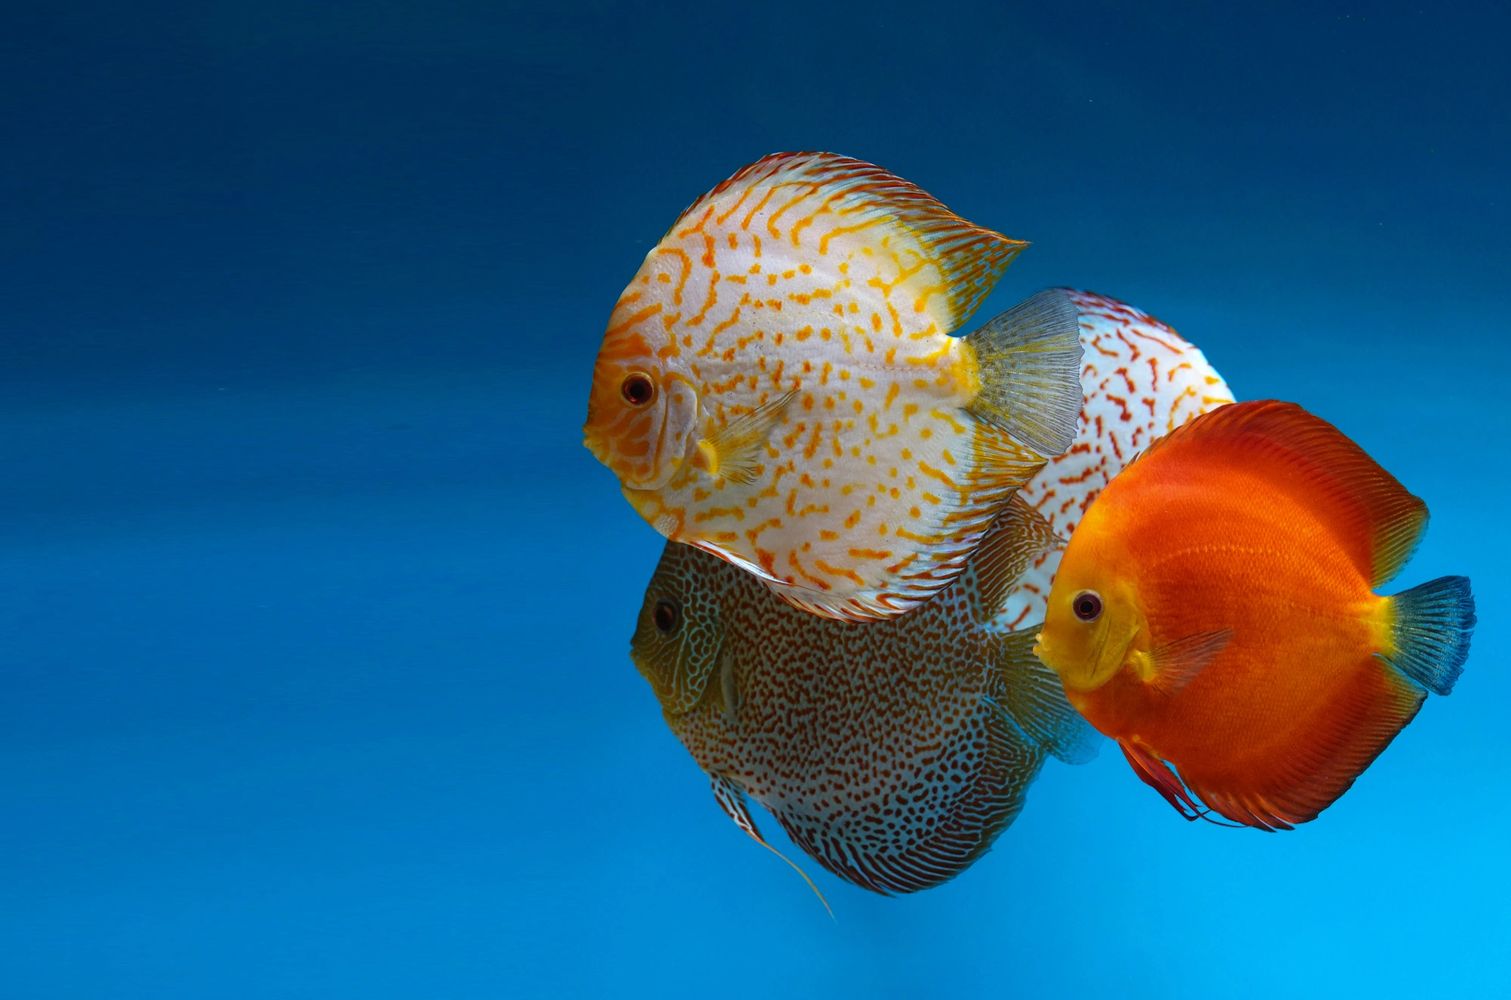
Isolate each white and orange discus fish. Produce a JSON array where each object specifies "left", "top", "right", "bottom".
[
  {"left": 994, "top": 289, "right": 1235, "bottom": 631},
  {"left": 631, "top": 497, "right": 1096, "bottom": 896},
  {"left": 585, "top": 152, "right": 1084, "bottom": 621}
]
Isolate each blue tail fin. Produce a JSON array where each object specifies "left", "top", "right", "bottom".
[{"left": 1387, "top": 576, "right": 1475, "bottom": 696}]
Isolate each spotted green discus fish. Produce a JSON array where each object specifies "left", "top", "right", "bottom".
[
  {"left": 631, "top": 496, "right": 1096, "bottom": 895},
  {"left": 587, "top": 152, "right": 1084, "bottom": 622}
]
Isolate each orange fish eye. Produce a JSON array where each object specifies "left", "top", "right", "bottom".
[
  {"left": 653, "top": 598, "right": 680, "bottom": 633},
  {"left": 621, "top": 371, "right": 656, "bottom": 407},
  {"left": 1073, "top": 591, "right": 1103, "bottom": 622}
]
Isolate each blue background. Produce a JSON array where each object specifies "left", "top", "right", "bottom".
[{"left": 4, "top": 2, "right": 1507, "bottom": 997}]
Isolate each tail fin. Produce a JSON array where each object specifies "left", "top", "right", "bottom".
[
  {"left": 1386, "top": 576, "right": 1475, "bottom": 696},
  {"left": 990, "top": 629, "right": 1100, "bottom": 764},
  {"left": 965, "top": 289, "right": 1083, "bottom": 458}
]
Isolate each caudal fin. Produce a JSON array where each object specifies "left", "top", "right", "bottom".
[
  {"left": 1387, "top": 576, "right": 1475, "bottom": 696},
  {"left": 965, "top": 289, "right": 1083, "bottom": 458}
]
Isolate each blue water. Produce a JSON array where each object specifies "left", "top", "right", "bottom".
[{"left": 4, "top": 3, "right": 1507, "bottom": 997}]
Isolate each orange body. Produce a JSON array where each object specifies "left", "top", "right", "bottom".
[
  {"left": 1070, "top": 460, "right": 1413, "bottom": 827},
  {"left": 1034, "top": 401, "right": 1469, "bottom": 830}
]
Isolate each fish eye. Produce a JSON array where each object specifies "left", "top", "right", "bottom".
[
  {"left": 621, "top": 371, "right": 656, "bottom": 407},
  {"left": 653, "top": 598, "right": 680, "bottom": 633},
  {"left": 1072, "top": 590, "right": 1103, "bottom": 623}
]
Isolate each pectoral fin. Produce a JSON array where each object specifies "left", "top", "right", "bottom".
[
  {"left": 1145, "top": 629, "right": 1232, "bottom": 695},
  {"left": 990, "top": 628, "right": 1099, "bottom": 764},
  {"left": 718, "top": 646, "right": 740, "bottom": 726},
  {"left": 695, "top": 391, "right": 797, "bottom": 484}
]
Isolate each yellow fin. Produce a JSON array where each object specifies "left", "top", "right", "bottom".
[
  {"left": 701, "top": 391, "right": 796, "bottom": 484},
  {"left": 669, "top": 152, "right": 1025, "bottom": 332}
]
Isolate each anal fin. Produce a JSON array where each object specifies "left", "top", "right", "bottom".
[
  {"left": 709, "top": 775, "right": 832, "bottom": 918},
  {"left": 1172, "top": 659, "right": 1428, "bottom": 831}
]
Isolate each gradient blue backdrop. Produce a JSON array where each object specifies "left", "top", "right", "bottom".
[{"left": 3, "top": 3, "right": 1506, "bottom": 997}]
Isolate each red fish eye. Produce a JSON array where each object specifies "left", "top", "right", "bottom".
[
  {"left": 1073, "top": 591, "right": 1103, "bottom": 622},
  {"left": 621, "top": 372, "right": 656, "bottom": 407},
  {"left": 653, "top": 599, "right": 679, "bottom": 633}
]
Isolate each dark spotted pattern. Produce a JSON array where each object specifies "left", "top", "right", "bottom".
[{"left": 631, "top": 503, "right": 1093, "bottom": 894}]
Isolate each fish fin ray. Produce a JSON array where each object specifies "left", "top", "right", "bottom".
[
  {"left": 965, "top": 497, "right": 1064, "bottom": 623},
  {"left": 670, "top": 152, "right": 1024, "bottom": 330},
  {"left": 704, "top": 391, "right": 797, "bottom": 484},
  {"left": 1119, "top": 741, "right": 1207, "bottom": 821},
  {"left": 757, "top": 501, "right": 1035, "bottom": 623},
  {"left": 990, "top": 629, "right": 1100, "bottom": 763},
  {"left": 1146, "top": 629, "right": 1232, "bottom": 695},
  {"left": 1178, "top": 659, "right": 1428, "bottom": 830},
  {"left": 709, "top": 775, "right": 833, "bottom": 919},
  {"left": 1385, "top": 575, "right": 1474, "bottom": 696},
  {"left": 965, "top": 288, "right": 1085, "bottom": 457},
  {"left": 1126, "top": 400, "right": 1427, "bottom": 587},
  {"left": 718, "top": 645, "right": 740, "bottom": 725}
]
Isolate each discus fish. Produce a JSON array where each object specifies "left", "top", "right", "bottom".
[
  {"left": 586, "top": 152, "right": 1084, "bottom": 622},
  {"left": 996, "top": 289, "right": 1235, "bottom": 630},
  {"left": 631, "top": 497, "right": 1096, "bottom": 895},
  {"left": 1034, "top": 401, "right": 1476, "bottom": 830}
]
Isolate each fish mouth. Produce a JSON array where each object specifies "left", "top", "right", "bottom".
[
  {"left": 582, "top": 424, "right": 611, "bottom": 466},
  {"left": 582, "top": 426, "right": 660, "bottom": 490}
]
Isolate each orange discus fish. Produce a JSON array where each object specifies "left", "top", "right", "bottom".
[
  {"left": 585, "top": 152, "right": 1084, "bottom": 622},
  {"left": 1034, "top": 401, "right": 1475, "bottom": 830},
  {"left": 631, "top": 498, "right": 1095, "bottom": 895}
]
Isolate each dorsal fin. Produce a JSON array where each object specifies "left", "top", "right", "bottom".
[
  {"left": 668, "top": 152, "right": 1025, "bottom": 332},
  {"left": 1129, "top": 400, "right": 1427, "bottom": 587}
]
